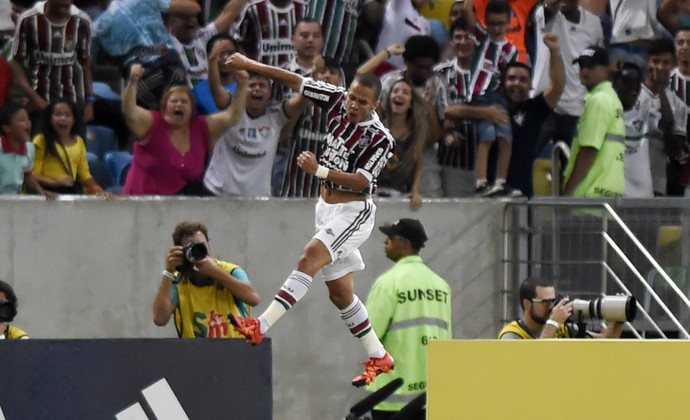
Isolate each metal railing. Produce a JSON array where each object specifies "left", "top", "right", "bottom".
[{"left": 502, "top": 200, "right": 690, "bottom": 339}]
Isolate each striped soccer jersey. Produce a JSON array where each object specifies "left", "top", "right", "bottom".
[
  {"left": 276, "top": 58, "right": 324, "bottom": 197},
  {"left": 300, "top": 78, "right": 395, "bottom": 195},
  {"left": 469, "top": 24, "right": 518, "bottom": 98},
  {"left": 308, "top": 0, "right": 362, "bottom": 64},
  {"left": 670, "top": 67, "right": 690, "bottom": 134},
  {"left": 12, "top": 1, "right": 92, "bottom": 104},
  {"left": 231, "top": 0, "right": 308, "bottom": 67},
  {"left": 434, "top": 59, "right": 476, "bottom": 169}
]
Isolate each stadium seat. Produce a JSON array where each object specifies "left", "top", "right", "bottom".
[
  {"left": 104, "top": 151, "right": 133, "bottom": 187},
  {"left": 87, "top": 152, "right": 113, "bottom": 190},
  {"left": 85, "top": 124, "right": 118, "bottom": 161}
]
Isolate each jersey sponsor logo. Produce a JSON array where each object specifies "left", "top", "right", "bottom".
[
  {"left": 482, "top": 60, "right": 498, "bottom": 73},
  {"left": 34, "top": 51, "right": 76, "bottom": 66},
  {"left": 364, "top": 147, "right": 383, "bottom": 171},
  {"left": 397, "top": 288, "right": 450, "bottom": 304},
  {"left": 303, "top": 89, "right": 330, "bottom": 103},
  {"left": 321, "top": 133, "right": 349, "bottom": 171},
  {"left": 296, "top": 127, "right": 326, "bottom": 142},
  {"left": 260, "top": 39, "right": 294, "bottom": 56}
]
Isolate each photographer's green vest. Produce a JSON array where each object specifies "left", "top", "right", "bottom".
[
  {"left": 498, "top": 320, "right": 571, "bottom": 339},
  {"left": 173, "top": 260, "right": 249, "bottom": 338}
]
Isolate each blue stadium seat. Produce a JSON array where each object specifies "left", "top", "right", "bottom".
[
  {"left": 85, "top": 124, "right": 118, "bottom": 161},
  {"left": 104, "top": 151, "right": 133, "bottom": 187},
  {"left": 87, "top": 152, "right": 113, "bottom": 190}
]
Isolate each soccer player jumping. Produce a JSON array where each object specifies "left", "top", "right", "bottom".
[{"left": 225, "top": 52, "right": 396, "bottom": 387}]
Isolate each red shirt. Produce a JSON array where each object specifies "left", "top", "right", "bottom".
[{"left": 0, "top": 58, "right": 11, "bottom": 107}]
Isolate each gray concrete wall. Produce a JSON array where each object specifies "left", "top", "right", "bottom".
[{"left": 0, "top": 196, "right": 506, "bottom": 419}]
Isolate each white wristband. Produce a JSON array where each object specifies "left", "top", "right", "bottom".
[
  {"left": 161, "top": 270, "right": 176, "bottom": 281},
  {"left": 315, "top": 165, "right": 330, "bottom": 179},
  {"left": 545, "top": 319, "right": 560, "bottom": 329}
]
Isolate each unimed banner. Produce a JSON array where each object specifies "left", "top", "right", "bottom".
[{"left": 0, "top": 339, "right": 272, "bottom": 419}]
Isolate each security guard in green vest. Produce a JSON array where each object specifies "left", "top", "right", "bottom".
[
  {"left": 365, "top": 219, "right": 452, "bottom": 420},
  {"left": 498, "top": 277, "right": 623, "bottom": 339}
]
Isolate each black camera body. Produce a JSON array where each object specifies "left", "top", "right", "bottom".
[
  {"left": 0, "top": 301, "right": 17, "bottom": 323},
  {"left": 177, "top": 242, "right": 209, "bottom": 272}
]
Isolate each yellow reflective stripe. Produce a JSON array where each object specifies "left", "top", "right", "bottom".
[
  {"left": 605, "top": 133, "right": 625, "bottom": 143},
  {"left": 387, "top": 317, "right": 449, "bottom": 331},
  {"left": 363, "top": 390, "right": 423, "bottom": 403}
]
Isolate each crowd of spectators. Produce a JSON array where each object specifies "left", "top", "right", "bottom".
[{"left": 1, "top": 0, "right": 690, "bottom": 201}]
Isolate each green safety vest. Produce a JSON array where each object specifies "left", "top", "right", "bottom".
[{"left": 365, "top": 255, "right": 452, "bottom": 412}]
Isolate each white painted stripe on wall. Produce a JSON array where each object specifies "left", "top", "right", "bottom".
[
  {"left": 141, "top": 378, "right": 189, "bottom": 420},
  {"left": 115, "top": 402, "right": 149, "bottom": 420}
]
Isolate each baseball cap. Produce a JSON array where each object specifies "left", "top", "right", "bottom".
[
  {"left": 572, "top": 46, "right": 609, "bottom": 67},
  {"left": 379, "top": 219, "right": 428, "bottom": 248}
]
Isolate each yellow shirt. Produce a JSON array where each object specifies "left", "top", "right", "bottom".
[{"left": 33, "top": 134, "right": 93, "bottom": 183}]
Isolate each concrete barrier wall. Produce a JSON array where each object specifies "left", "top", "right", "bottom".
[{"left": 0, "top": 196, "right": 506, "bottom": 419}]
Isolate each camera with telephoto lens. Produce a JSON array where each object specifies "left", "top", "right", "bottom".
[
  {"left": 570, "top": 295, "right": 637, "bottom": 323},
  {"left": 0, "top": 301, "right": 17, "bottom": 323},
  {"left": 177, "top": 242, "right": 208, "bottom": 272}
]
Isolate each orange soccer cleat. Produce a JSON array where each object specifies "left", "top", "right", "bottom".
[
  {"left": 351, "top": 352, "right": 395, "bottom": 387},
  {"left": 229, "top": 314, "right": 265, "bottom": 345}
]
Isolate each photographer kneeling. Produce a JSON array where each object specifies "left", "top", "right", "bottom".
[
  {"left": 0, "top": 280, "right": 28, "bottom": 340},
  {"left": 498, "top": 278, "right": 624, "bottom": 340},
  {"left": 153, "top": 221, "right": 260, "bottom": 338}
]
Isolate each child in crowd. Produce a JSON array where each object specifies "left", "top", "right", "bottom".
[
  {"left": 31, "top": 99, "right": 110, "bottom": 196},
  {"left": 0, "top": 103, "right": 53, "bottom": 197},
  {"left": 467, "top": 0, "right": 520, "bottom": 197}
]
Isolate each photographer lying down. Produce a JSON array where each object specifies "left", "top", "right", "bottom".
[
  {"left": 498, "top": 278, "right": 630, "bottom": 339},
  {"left": 153, "top": 221, "right": 260, "bottom": 338}
]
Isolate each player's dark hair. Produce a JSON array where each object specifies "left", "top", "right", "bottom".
[
  {"left": 519, "top": 277, "right": 554, "bottom": 310},
  {"left": 353, "top": 73, "right": 382, "bottom": 99},
  {"left": 403, "top": 35, "right": 441, "bottom": 63}
]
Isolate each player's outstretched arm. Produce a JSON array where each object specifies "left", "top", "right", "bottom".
[{"left": 226, "top": 53, "right": 304, "bottom": 92}]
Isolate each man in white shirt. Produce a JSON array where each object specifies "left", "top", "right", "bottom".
[
  {"left": 375, "top": 0, "right": 431, "bottom": 70},
  {"left": 638, "top": 39, "right": 688, "bottom": 196},
  {"left": 613, "top": 62, "right": 654, "bottom": 197},
  {"left": 167, "top": 0, "right": 245, "bottom": 86},
  {"left": 532, "top": 0, "right": 603, "bottom": 148}
]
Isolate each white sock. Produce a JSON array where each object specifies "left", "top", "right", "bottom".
[
  {"left": 260, "top": 270, "right": 313, "bottom": 334},
  {"left": 339, "top": 296, "right": 385, "bottom": 358}
]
